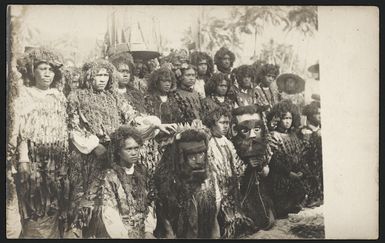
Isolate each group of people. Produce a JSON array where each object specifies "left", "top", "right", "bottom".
[{"left": 6, "top": 43, "right": 322, "bottom": 239}]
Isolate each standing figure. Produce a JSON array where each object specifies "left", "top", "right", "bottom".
[
  {"left": 109, "top": 48, "right": 147, "bottom": 114},
  {"left": 11, "top": 47, "right": 70, "bottom": 238},
  {"left": 264, "top": 100, "right": 308, "bottom": 219},
  {"left": 231, "top": 105, "right": 275, "bottom": 230},
  {"left": 300, "top": 101, "right": 323, "bottom": 208},
  {"left": 254, "top": 64, "right": 280, "bottom": 110},
  {"left": 202, "top": 72, "right": 234, "bottom": 119},
  {"left": 232, "top": 65, "right": 256, "bottom": 107},
  {"left": 203, "top": 107, "right": 254, "bottom": 238},
  {"left": 144, "top": 67, "right": 178, "bottom": 123},
  {"left": 154, "top": 125, "right": 219, "bottom": 239},
  {"left": 73, "top": 126, "right": 157, "bottom": 238},
  {"left": 190, "top": 51, "right": 214, "bottom": 98},
  {"left": 172, "top": 64, "right": 203, "bottom": 123},
  {"left": 132, "top": 58, "right": 149, "bottom": 93},
  {"left": 214, "top": 47, "right": 235, "bottom": 77}
]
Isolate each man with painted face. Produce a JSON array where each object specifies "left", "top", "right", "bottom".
[
  {"left": 230, "top": 105, "right": 275, "bottom": 230},
  {"left": 154, "top": 126, "right": 219, "bottom": 238}
]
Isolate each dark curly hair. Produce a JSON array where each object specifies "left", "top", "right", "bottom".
[
  {"left": 147, "top": 67, "right": 177, "bottom": 94},
  {"left": 108, "top": 125, "right": 144, "bottom": 165},
  {"left": 190, "top": 51, "right": 214, "bottom": 78},
  {"left": 302, "top": 101, "right": 321, "bottom": 119},
  {"left": 82, "top": 59, "right": 116, "bottom": 91},
  {"left": 267, "top": 99, "right": 301, "bottom": 131},
  {"left": 177, "top": 64, "right": 197, "bottom": 87},
  {"left": 16, "top": 47, "right": 63, "bottom": 88},
  {"left": 214, "top": 47, "right": 235, "bottom": 73},
  {"left": 110, "top": 53, "right": 135, "bottom": 83},
  {"left": 203, "top": 106, "right": 232, "bottom": 129},
  {"left": 204, "top": 72, "right": 231, "bottom": 96},
  {"left": 256, "top": 64, "right": 280, "bottom": 84},
  {"left": 234, "top": 65, "right": 255, "bottom": 86}
]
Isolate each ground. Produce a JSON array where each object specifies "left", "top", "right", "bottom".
[{"left": 244, "top": 205, "right": 325, "bottom": 239}]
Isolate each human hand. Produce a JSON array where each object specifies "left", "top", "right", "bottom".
[{"left": 157, "top": 123, "right": 177, "bottom": 135}]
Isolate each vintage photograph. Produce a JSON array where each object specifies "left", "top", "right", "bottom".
[{"left": 6, "top": 5, "right": 324, "bottom": 239}]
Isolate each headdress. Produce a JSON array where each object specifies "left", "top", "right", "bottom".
[
  {"left": 16, "top": 46, "right": 64, "bottom": 87},
  {"left": 82, "top": 59, "right": 116, "bottom": 91}
]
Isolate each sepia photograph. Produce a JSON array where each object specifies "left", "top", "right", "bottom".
[{"left": 5, "top": 4, "right": 378, "bottom": 239}]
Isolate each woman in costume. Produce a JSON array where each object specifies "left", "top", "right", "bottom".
[
  {"left": 109, "top": 44, "right": 147, "bottom": 114},
  {"left": 10, "top": 47, "right": 70, "bottom": 238},
  {"left": 254, "top": 63, "right": 281, "bottom": 110},
  {"left": 232, "top": 65, "right": 256, "bottom": 107},
  {"left": 172, "top": 64, "right": 204, "bottom": 123},
  {"left": 203, "top": 107, "right": 254, "bottom": 238},
  {"left": 144, "top": 67, "right": 178, "bottom": 123},
  {"left": 202, "top": 72, "right": 234, "bottom": 123},
  {"left": 73, "top": 126, "right": 156, "bottom": 238},
  {"left": 264, "top": 99, "right": 308, "bottom": 219}
]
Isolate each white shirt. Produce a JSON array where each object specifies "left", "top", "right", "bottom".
[{"left": 194, "top": 78, "right": 206, "bottom": 98}]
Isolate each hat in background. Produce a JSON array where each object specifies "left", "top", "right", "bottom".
[{"left": 276, "top": 73, "right": 305, "bottom": 94}]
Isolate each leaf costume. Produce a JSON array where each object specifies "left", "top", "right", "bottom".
[{"left": 10, "top": 86, "right": 70, "bottom": 238}]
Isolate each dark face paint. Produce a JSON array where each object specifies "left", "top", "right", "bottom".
[
  {"left": 233, "top": 118, "right": 267, "bottom": 170},
  {"left": 178, "top": 141, "right": 208, "bottom": 183}
]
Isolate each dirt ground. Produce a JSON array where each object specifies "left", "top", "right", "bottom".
[{"left": 244, "top": 205, "right": 325, "bottom": 239}]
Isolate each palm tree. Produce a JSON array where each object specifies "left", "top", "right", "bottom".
[
  {"left": 231, "top": 6, "right": 290, "bottom": 59},
  {"left": 284, "top": 6, "right": 318, "bottom": 72}
]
